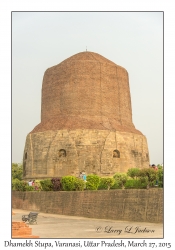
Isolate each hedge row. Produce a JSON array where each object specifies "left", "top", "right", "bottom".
[{"left": 12, "top": 167, "right": 163, "bottom": 191}]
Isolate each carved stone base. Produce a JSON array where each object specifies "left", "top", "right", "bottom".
[{"left": 23, "top": 129, "right": 149, "bottom": 179}]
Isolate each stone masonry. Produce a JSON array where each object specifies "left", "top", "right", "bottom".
[
  {"left": 23, "top": 51, "right": 149, "bottom": 179},
  {"left": 12, "top": 189, "right": 163, "bottom": 223},
  {"left": 12, "top": 222, "right": 39, "bottom": 238}
]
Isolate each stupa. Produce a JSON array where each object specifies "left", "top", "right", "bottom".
[{"left": 23, "top": 51, "right": 149, "bottom": 179}]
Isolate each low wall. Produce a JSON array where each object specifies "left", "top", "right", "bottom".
[
  {"left": 12, "top": 222, "right": 39, "bottom": 238},
  {"left": 12, "top": 189, "right": 163, "bottom": 223}
]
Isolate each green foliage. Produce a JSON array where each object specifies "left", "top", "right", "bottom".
[
  {"left": 113, "top": 173, "right": 128, "bottom": 188},
  {"left": 40, "top": 179, "right": 53, "bottom": 191},
  {"left": 12, "top": 178, "right": 20, "bottom": 190},
  {"left": 11, "top": 166, "right": 163, "bottom": 192},
  {"left": 25, "top": 185, "right": 35, "bottom": 191},
  {"left": 110, "top": 179, "right": 122, "bottom": 189},
  {"left": 12, "top": 179, "right": 28, "bottom": 191},
  {"left": 98, "top": 177, "right": 115, "bottom": 190},
  {"left": 157, "top": 164, "right": 163, "bottom": 170},
  {"left": 74, "top": 178, "right": 85, "bottom": 191},
  {"left": 34, "top": 180, "right": 42, "bottom": 191},
  {"left": 12, "top": 163, "right": 23, "bottom": 180},
  {"left": 157, "top": 168, "right": 163, "bottom": 187},
  {"left": 124, "top": 178, "right": 148, "bottom": 189},
  {"left": 127, "top": 168, "right": 140, "bottom": 179},
  {"left": 12, "top": 179, "right": 37, "bottom": 191},
  {"left": 61, "top": 176, "right": 77, "bottom": 191},
  {"left": 86, "top": 174, "right": 100, "bottom": 190},
  {"left": 60, "top": 176, "right": 86, "bottom": 191},
  {"left": 138, "top": 168, "right": 157, "bottom": 187}
]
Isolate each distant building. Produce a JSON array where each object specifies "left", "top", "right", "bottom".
[{"left": 23, "top": 51, "right": 149, "bottom": 179}]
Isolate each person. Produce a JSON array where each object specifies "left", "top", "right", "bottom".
[
  {"left": 82, "top": 172, "right": 87, "bottom": 181},
  {"left": 28, "top": 180, "right": 32, "bottom": 186},
  {"left": 32, "top": 180, "right": 35, "bottom": 186},
  {"left": 152, "top": 164, "right": 158, "bottom": 170},
  {"left": 79, "top": 172, "right": 83, "bottom": 179},
  {"left": 82, "top": 171, "right": 87, "bottom": 190},
  {"left": 152, "top": 164, "right": 158, "bottom": 186}
]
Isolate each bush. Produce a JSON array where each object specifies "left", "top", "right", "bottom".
[
  {"left": 138, "top": 168, "right": 157, "bottom": 187},
  {"left": 157, "top": 164, "right": 163, "bottom": 170},
  {"left": 51, "top": 178, "right": 62, "bottom": 191},
  {"left": 157, "top": 168, "right": 163, "bottom": 187},
  {"left": 12, "top": 178, "right": 19, "bottom": 190},
  {"left": 12, "top": 179, "right": 28, "bottom": 191},
  {"left": 40, "top": 179, "right": 53, "bottom": 191},
  {"left": 86, "top": 174, "right": 100, "bottom": 190},
  {"left": 12, "top": 163, "right": 23, "bottom": 181},
  {"left": 25, "top": 185, "right": 35, "bottom": 191},
  {"left": 124, "top": 179, "right": 148, "bottom": 189},
  {"left": 113, "top": 173, "right": 128, "bottom": 189},
  {"left": 74, "top": 178, "right": 85, "bottom": 191},
  {"left": 61, "top": 176, "right": 77, "bottom": 191},
  {"left": 33, "top": 180, "right": 42, "bottom": 191},
  {"left": 110, "top": 179, "right": 122, "bottom": 189},
  {"left": 127, "top": 168, "right": 140, "bottom": 179},
  {"left": 98, "top": 177, "right": 115, "bottom": 190}
]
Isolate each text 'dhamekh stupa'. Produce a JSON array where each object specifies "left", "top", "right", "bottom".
[{"left": 23, "top": 51, "right": 149, "bottom": 179}]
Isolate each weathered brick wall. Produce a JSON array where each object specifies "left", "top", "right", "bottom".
[
  {"left": 12, "top": 222, "right": 39, "bottom": 238},
  {"left": 23, "top": 129, "right": 149, "bottom": 179},
  {"left": 39, "top": 52, "right": 134, "bottom": 131},
  {"left": 12, "top": 189, "right": 163, "bottom": 223},
  {"left": 31, "top": 52, "right": 141, "bottom": 135}
]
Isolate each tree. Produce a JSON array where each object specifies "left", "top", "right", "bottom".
[
  {"left": 138, "top": 168, "right": 157, "bottom": 188},
  {"left": 61, "top": 176, "right": 77, "bottom": 191},
  {"left": 127, "top": 168, "right": 140, "bottom": 179},
  {"left": 86, "top": 174, "right": 100, "bottom": 190},
  {"left": 113, "top": 173, "right": 128, "bottom": 189},
  {"left": 40, "top": 179, "right": 53, "bottom": 191},
  {"left": 99, "top": 177, "right": 115, "bottom": 190},
  {"left": 12, "top": 163, "right": 23, "bottom": 180}
]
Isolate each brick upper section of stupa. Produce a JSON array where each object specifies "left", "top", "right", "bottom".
[{"left": 31, "top": 51, "right": 142, "bottom": 135}]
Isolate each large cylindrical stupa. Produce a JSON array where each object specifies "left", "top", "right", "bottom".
[{"left": 23, "top": 51, "right": 149, "bottom": 179}]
